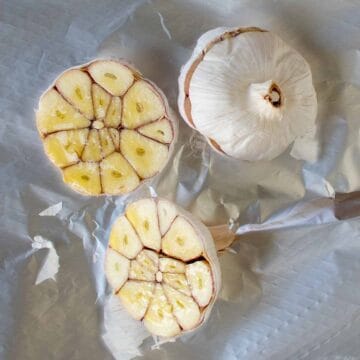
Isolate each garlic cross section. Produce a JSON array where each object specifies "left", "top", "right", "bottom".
[
  {"left": 36, "top": 60, "right": 177, "bottom": 196},
  {"left": 178, "top": 27, "right": 317, "bottom": 161},
  {"left": 105, "top": 198, "right": 221, "bottom": 338}
]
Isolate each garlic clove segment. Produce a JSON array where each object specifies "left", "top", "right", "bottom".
[
  {"left": 105, "top": 249, "right": 130, "bottom": 291},
  {"left": 36, "top": 59, "right": 177, "bottom": 196},
  {"left": 125, "top": 198, "right": 162, "bottom": 251},
  {"left": 109, "top": 215, "right": 143, "bottom": 259},
  {"left": 104, "top": 198, "right": 221, "bottom": 339},
  {"left": 178, "top": 27, "right": 317, "bottom": 161},
  {"left": 143, "top": 284, "right": 181, "bottom": 337},
  {"left": 117, "top": 280, "right": 155, "bottom": 320}
]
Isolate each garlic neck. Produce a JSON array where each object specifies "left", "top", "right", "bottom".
[{"left": 247, "top": 80, "right": 283, "bottom": 120}]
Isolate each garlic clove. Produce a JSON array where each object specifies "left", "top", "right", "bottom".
[
  {"left": 88, "top": 60, "right": 134, "bottom": 96},
  {"left": 126, "top": 198, "right": 162, "bottom": 251},
  {"left": 43, "top": 129, "right": 89, "bottom": 168},
  {"left": 122, "top": 80, "right": 165, "bottom": 129},
  {"left": 117, "top": 280, "right": 155, "bottom": 320},
  {"left": 92, "top": 83, "right": 111, "bottom": 120},
  {"left": 138, "top": 118, "right": 173, "bottom": 144},
  {"left": 159, "top": 257, "right": 186, "bottom": 274},
  {"left": 161, "top": 216, "right": 203, "bottom": 262},
  {"left": 143, "top": 284, "right": 181, "bottom": 337},
  {"left": 104, "top": 96, "right": 122, "bottom": 128},
  {"left": 129, "top": 260, "right": 156, "bottom": 281},
  {"left": 36, "top": 89, "right": 90, "bottom": 136},
  {"left": 186, "top": 260, "right": 213, "bottom": 307},
  {"left": 81, "top": 129, "right": 102, "bottom": 162},
  {"left": 163, "top": 284, "right": 201, "bottom": 331},
  {"left": 120, "top": 130, "right": 169, "bottom": 179},
  {"left": 56, "top": 69, "right": 94, "bottom": 120},
  {"left": 136, "top": 249, "right": 159, "bottom": 273},
  {"left": 109, "top": 215, "right": 143, "bottom": 259},
  {"left": 99, "top": 128, "right": 115, "bottom": 158},
  {"left": 100, "top": 152, "right": 140, "bottom": 195},
  {"left": 162, "top": 273, "right": 191, "bottom": 296},
  {"left": 105, "top": 248, "right": 130, "bottom": 291},
  {"left": 62, "top": 162, "right": 101, "bottom": 196},
  {"left": 108, "top": 128, "right": 120, "bottom": 150},
  {"left": 157, "top": 198, "right": 178, "bottom": 235}
]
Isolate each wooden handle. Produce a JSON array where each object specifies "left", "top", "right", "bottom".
[{"left": 208, "top": 224, "right": 237, "bottom": 252}]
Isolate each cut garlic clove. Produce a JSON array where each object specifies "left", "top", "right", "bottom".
[
  {"left": 99, "top": 128, "right": 115, "bottom": 157},
  {"left": 157, "top": 199, "right": 178, "bottom": 235},
  {"left": 159, "top": 257, "right": 186, "bottom": 274},
  {"left": 129, "top": 249, "right": 158, "bottom": 281},
  {"left": 126, "top": 198, "right": 161, "bottom": 251},
  {"left": 120, "top": 130, "right": 169, "bottom": 179},
  {"left": 62, "top": 162, "right": 101, "bottom": 196},
  {"left": 36, "top": 60, "right": 177, "bottom": 196},
  {"left": 178, "top": 27, "right": 317, "bottom": 161},
  {"left": 88, "top": 60, "right": 134, "bottom": 96},
  {"left": 186, "top": 260, "right": 213, "bottom": 307},
  {"left": 161, "top": 216, "right": 203, "bottom": 262},
  {"left": 122, "top": 80, "right": 165, "bottom": 129},
  {"left": 43, "top": 129, "right": 89, "bottom": 168},
  {"left": 138, "top": 118, "right": 173, "bottom": 144},
  {"left": 109, "top": 215, "right": 143, "bottom": 259},
  {"left": 81, "top": 129, "right": 102, "bottom": 162},
  {"left": 117, "top": 280, "right": 154, "bottom": 320},
  {"left": 162, "top": 273, "right": 191, "bottom": 296},
  {"left": 108, "top": 129, "right": 120, "bottom": 150},
  {"left": 144, "top": 284, "right": 181, "bottom": 337},
  {"left": 92, "top": 83, "right": 111, "bottom": 120},
  {"left": 129, "top": 260, "right": 156, "bottom": 281},
  {"left": 163, "top": 284, "right": 201, "bottom": 331},
  {"left": 136, "top": 250, "right": 159, "bottom": 274},
  {"left": 104, "top": 96, "right": 121, "bottom": 128},
  {"left": 55, "top": 69, "right": 94, "bottom": 120},
  {"left": 100, "top": 152, "right": 140, "bottom": 195},
  {"left": 36, "top": 89, "right": 90, "bottom": 136},
  {"left": 105, "top": 248, "right": 130, "bottom": 291}
]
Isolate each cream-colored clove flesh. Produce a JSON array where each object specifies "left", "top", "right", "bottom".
[
  {"left": 105, "top": 198, "right": 221, "bottom": 338},
  {"left": 36, "top": 59, "right": 176, "bottom": 196}
]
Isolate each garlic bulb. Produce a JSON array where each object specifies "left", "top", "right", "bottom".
[
  {"left": 105, "top": 198, "right": 221, "bottom": 338},
  {"left": 178, "top": 27, "right": 318, "bottom": 161},
  {"left": 36, "top": 59, "right": 177, "bottom": 196}
]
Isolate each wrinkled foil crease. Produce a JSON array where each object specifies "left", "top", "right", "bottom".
[{"left": 0, "top": 1, "right": 359, "bottom": 359}]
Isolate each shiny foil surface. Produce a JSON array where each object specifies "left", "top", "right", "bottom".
[{"left": 0, "top": 1, "right": 359, "bottom": 359}]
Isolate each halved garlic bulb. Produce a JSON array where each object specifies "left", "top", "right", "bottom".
[
  {"left": 36, "top": 59, "right": 177, "bottom": 196},
  {"left": 105, "top": 198, "right": 221, "bottom": 338},
  {"left": 178, "top": 27, "right": 318, "bottom": 161}
]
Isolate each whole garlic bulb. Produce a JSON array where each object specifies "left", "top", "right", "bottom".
[{"left": 178, "top": 27, "right": 318, "bottom": 161}]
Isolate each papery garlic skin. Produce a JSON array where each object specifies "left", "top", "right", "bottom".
[
  {"left": 104, "top": 198, "right": 221, "bottom": 339},
  {"left": 178, "top": 27, "right": 318, "bottom": 161}
]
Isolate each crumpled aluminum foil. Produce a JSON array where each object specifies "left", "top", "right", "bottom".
[{"left": 0, "top": 0, "right": 359, "bottom": 359}]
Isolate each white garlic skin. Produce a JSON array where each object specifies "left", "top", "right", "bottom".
[{"left": 178, "top": 27, "right": 318, "bottom": 161}]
